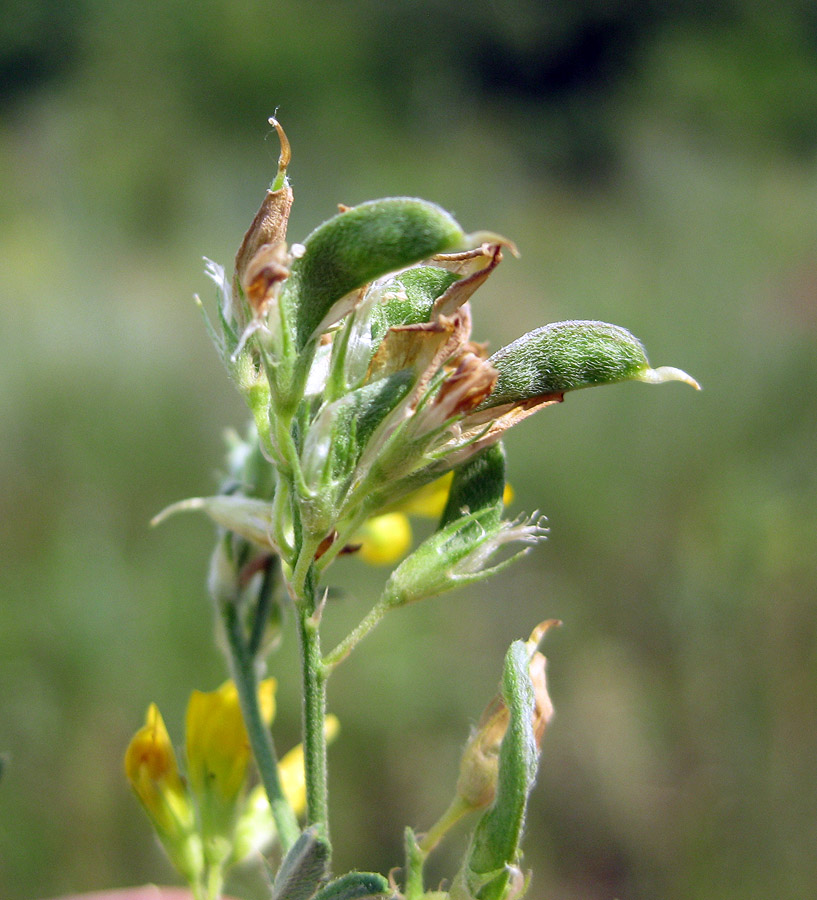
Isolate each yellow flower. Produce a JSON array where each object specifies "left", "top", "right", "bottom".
[
  {"left": 125, "top": 703, "right": 191, "bottom": 831},
  {"left": 124, "top": 704, "right": 202, "bottom": 881},
  {"left": 186, "top": 678, "right": 276, "bottom": 807},
  {"left": 355, "top": 473, "right": 513, "bottom": 566},
  {"left": 355, "top": 512, "right": 412, "bottom": 565},
  {"left": 127, "top": 680, "right": 285, "bottom": 887}
]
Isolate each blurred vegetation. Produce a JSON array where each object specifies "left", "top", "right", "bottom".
[{"left": 1, "top": 1, "right": 816, "bottom": 899}]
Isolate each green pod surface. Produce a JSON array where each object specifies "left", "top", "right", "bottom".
[
  {"left": 312, "top": 871, "right": 390, "bottom": 900},
  {"left": 284, "top": 198, "right": 464, "bottom": 348},
  {"left": 482, "top": 320, "right": 692, "bottom": 409},
  {"left": 439, "top": 442, "right": 506, "bottom": 531},
  {"left": 369, "top": 265, "right": 461, "bottom": 347}
]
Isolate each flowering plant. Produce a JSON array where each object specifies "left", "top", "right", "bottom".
[{"left": 128, "top": 119, "right": 698, "bottom": 900}]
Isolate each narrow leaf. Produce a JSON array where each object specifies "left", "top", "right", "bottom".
[
  {"left": 151, "top": 496, "right": 279, "bottom": 552},
  {"left": 464, "top": 642, "right": 539, "bottom": 900},
  {"left": 271, "top": 826, "right": 330, "bottom": 900}
]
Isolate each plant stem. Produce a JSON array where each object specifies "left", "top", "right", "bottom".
[
  {"left": 296, "top": 568, "right": 330, "bottom": 841},
  {"left": 247, "top": 555, "right": 278, "bottom": 658},
  {"left": 204, "top": 863, "right": 224, "bottom": 900},
  {"left": 221, "top": 599, "right": 301, "bottom": 852},
  {"left": 418, "top": 795, "right": 470, "bottom": 854},
  {"left": 323, "top": 597, "right": 389, "bottom": 671}
]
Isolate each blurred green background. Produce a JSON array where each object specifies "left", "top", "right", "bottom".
[{"left": 2, "top": 1, "right": 816, "bottom": 898}]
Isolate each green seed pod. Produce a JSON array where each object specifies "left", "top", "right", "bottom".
[
  {"left": 312, "top": 871, "right": 390, "bottom": 900},
  {"left": 283, "top": 198, "right": 465, "bottom": 348},
  {"left": 482, "top": 320, "right": 700, "bottom": 410},
  {"left": 369, "top": 265, "right": 461, "bottom": 346}
]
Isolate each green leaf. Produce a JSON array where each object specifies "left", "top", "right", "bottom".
[
  {"left": 463, "top": 642, "right": 539, "bottom": 900},
  {"left": 270, "top": 826, "right": 331, "bottom": 900},
  {"left": 304, "top": 370, "right": 414, "bottom": 484},
  {"left": 481, "top": 320, "right": 699, "bottom": 409},
  {"left": 282, "top": 198, "right": 465, "bottom": 349},
  {"left": 312, "top": 871, "right": 391, "bottom": 900},
  {"left": 439, "top": 443, "right": 506, "bottom": 532}
]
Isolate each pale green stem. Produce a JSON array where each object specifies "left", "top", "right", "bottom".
[
  {"left": 247, "top": 555, "right": 278, "bottom": 658},
  {"left": 323, "top": 597, "right": 390, "bottom": 671},
  {"left": 204, "top": 862, "right": 225, "bottom": 900},
  {"left": 296, "top": 568, "right": 330, "bottom": 841},
  {"left": 314, "top": 505, "right": 371, "bottom": 575},
  {"left": 221, "top": 599, "right": 301, "bottom": 852},
  {"left": 418, "top": 795, "right": 471, "bottom": 855},
  {"left": 291, "top": 532, "right": 322, "bottom": 599}
]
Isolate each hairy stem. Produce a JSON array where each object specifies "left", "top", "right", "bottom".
[
  {"left": 221, "top": 599, "right": 301, "bottom": 852},
  {"left": 247, "top": 555, "right": 278, "bottom": 658},
  {"left": 323, "top": 597, "right": 389, "bottom": 671},
  {"left": 296, "top": 567, "right": 330, "bottom": 841},
  {"left": 418, "top": 795, "right": 470, "bottom": 854}
]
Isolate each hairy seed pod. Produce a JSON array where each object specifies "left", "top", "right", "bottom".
[
  {"left": 282, "top": 197, "right": 464, "bottom": 348},
  {"left": 482, "top": 320, "right": 700, "bottom": 409}
]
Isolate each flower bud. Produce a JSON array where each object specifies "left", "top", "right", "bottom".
[
  {"left": 456, "top": 624, "right": 555, "bottom": 812},
  {"left": 124, "top": 704, "right": 203, "bottom": 883}
]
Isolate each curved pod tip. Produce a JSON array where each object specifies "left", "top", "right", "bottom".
[{"left": 638, "top": 365, "right": 701, "bottom": 390}]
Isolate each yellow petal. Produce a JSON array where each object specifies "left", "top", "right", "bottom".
[
  {"left": 355, "top": 513, "right": 412, "bottom": 565},
  {"left": 124, "top": 703, "right": 192, "bottom": 835},
  {"left": 185, "top": 678, "right": 277, "bottom": 803},
  {"left": 392, "top": 472, "right": 453, "bottom": 518},
  {"left": 125, "top": 703, "right": 179, "bottom": 785},
  {"left": 390, "top": 472, "right": 511, "bottom": 519}
]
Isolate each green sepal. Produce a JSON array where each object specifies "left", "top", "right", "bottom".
[
  {"left": 282, "top": 198, "right": 465, "bottom": 349},
  {"left": 481, "top": 320, "right": 699, "bottom": 409},
  {"left": 270, "top": 825, "right": 330, "bottom": 900},
  {"left": 439, "top": 443, "right": 506, "bottom": 531},
  {"left": 151, "top": 495, "right": 280, "bottom": 552},
  {"left": 381, "top": 505, "right": 545, "bottom": 610},
  {"left": 311, "top": 871, "right": 391, "bottom": 900},
  {"left": 460, "top": 642, "right": 538, "bottom": 900}
]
